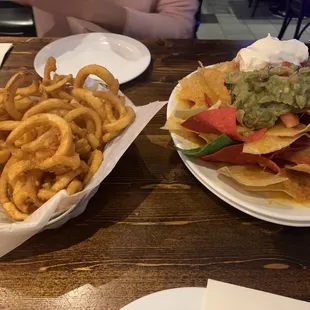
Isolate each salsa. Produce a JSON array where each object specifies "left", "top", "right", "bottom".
[{"left": 226, "top": 66, "right": 310, "bottom": 130}]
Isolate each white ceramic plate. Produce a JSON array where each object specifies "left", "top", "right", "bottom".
[
  {"left": 167, "top": 69, "right": 310, "bottom": 227},
  {"left": 34, "top": 33, "right": 151, "bottom": 84},
  {"left": 121, "top": 288, "right": 205, "bottom": 310}
]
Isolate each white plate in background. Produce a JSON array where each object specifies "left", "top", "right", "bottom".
[
  {"left": 121, "top": 287, "right": 205, "bottom": 310},
  {"left": 34, "top": 33, "right": 151, "bottom": 84}
]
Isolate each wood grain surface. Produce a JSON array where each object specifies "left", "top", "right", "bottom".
[{"left": 0, "top": 37, "right": 309, "bottom": 310}]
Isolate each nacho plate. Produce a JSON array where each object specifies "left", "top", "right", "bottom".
[{"left": 167, "top": 67, "right": 310, "bottom": 227}]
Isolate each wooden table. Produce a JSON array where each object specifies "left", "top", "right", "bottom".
[{"left": 0, "top": 38, "right": 309, "bottom": 310}]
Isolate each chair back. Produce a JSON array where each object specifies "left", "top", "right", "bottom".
[
  {"left": 195, "top": 0, "right": 203, "bottom": 34},
  {"left": 291, "top": 0, "right": 310, "bottom": 17},
  {"left": 0, "top": 1, "right": 36, "bottom": 36}
]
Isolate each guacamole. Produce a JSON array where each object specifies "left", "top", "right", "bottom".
[{"left": 226, "top": 66, "right": 310, "bottom": 130}]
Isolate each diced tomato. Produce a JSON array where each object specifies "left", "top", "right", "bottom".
[
  {"left": 282, "top": 61, "right": 293, "bottom": 68},
  {"left": 280, "top": 71, "right": 290, "bottom": 77},
  {"left": 289, "top": 75, "right": 297, "bottom": 82},
  {"left": 280, "top": 113, "right": 300, "bottom": 128}
]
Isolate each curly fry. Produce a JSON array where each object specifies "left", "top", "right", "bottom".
[
  {"left": 38, "top": 153, "right": 80, "bottom": 172},
  {"left": 51, "top": 90, "right": 73, "bottom": 101},
  {"left": 76, "top": 142, "right": 91, "bottom": 158},
  {"left": 69, "top": 99, "right": 85, "bottom": 109},
  {"left": 14, "top": 130, "right": 37, "bottom": 148},
  {"left": 23, "top": 99, "right": 73, "bottom": 119},
  {"left": 94, "top": 91, "right": 126, "bottom": 118},
  {"left": 42, "top": 74, "right": 73, "bottom": 93},
  {"left": 83, "top": 150, "right": 103, "bottom": 185},
  {"left": 6, "top": 73, "right": 39, "bottom": 96},
  {"left": 13, "top": 170, "right": 43, "bottom": 214},
  {"left": 6, "top": 113, "right": 74, "bottom": 157},
  {"left": 3, "top": 71, "right": 40, "bottom": 120},
  {"left": 72, "top": 88, "right": 106, "bottom": 120},
  {"left": 74, "top": 64, "right": 119, "bottom": 95},
  {"left": 52, "top": 161, "right": 88, "bottom": 192},
  {"left": 103, "top": 106, "right": 135, "bottom": 133},
  {"left": 66, "top": 178, "right": 83, "bottom": 195},
  {"left": 69, "top": 122, "right": 100, "bottom": 149},
  {"left": 0, "top": 121, "right": 21, "bottom": 131},
  {"left": 64, "top": 107, "right": 102, "bottom": 139},
  {"left": 7, "top": 160, "right": 32, "bottom": 183},
  {"left": 0, "top": 158, "right": 28, "bottom": 220},
  {"left": 38, "top": 189, "right": 56, "bottom": 201},
  {"left": 104, "top": 101, "right": 116, "bottom": 123},
  {"left": 102, "top": 131, "right": 119, "bottom": 144},
  {"left": 40, "top": 89, "right": 49, "bottom": 102},
  {"left": 43, "top": 57, "right": 57, "bottom": 83},
  {"left": 15, "top": 96, "right": 34, "bottom": 110},
  {"left": 21, "top": 128, "right": 58, "bottom": 153},
  {"left": 35, "top": 149, "right": 57, "bottom": 161},
  {"left": 0, "top": 149, "right": 10, "bottom": 164}
]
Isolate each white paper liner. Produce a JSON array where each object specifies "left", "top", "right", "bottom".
[
  {"left": 0, "top": 79, "right": 167, "bottom": 257},
  {"left": 0, "top": 43, "right": 13, "bottom": 68}
]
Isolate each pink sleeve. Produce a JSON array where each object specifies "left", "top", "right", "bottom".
[{"left": 124, "top": 0, "right": 198, "bottom": 39}]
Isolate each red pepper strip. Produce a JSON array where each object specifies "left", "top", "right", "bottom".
[
  {"left": 204, "top": 93, "right": 213, "bottom": 106},
  {"left": 200, "top": 144, "right": 281, "bottom": 173},
  {"left": 181, "top": 107, "right": 267, "bottom": 143}
]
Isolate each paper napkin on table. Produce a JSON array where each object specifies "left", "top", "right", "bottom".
[
  {"left": 203, "top": 279, "right": 310, "bottom": 309},
  {"left": 0, "top": 43, "right": 12, "bottom": 67}
]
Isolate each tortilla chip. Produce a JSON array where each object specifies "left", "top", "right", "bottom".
[
  {"left": 218, "top": 165, "right": 288, "bottom": 187},
  {"left": 161, "top": 115, "right": 183, "bottom": 131},
  {"left": 174, "top": 106, "right": 209, "bottom": 120},
  {"left": 243, "top": 134, "right": 309, "bottom": 155},
  {"left": 266, "top": 124, "right": 310, "bottom": 137},
  {"left": 200, "top": 144, "right": 281, "bottom": 173},
  {"left": 162, "top": 98, "right": 195, "bottom": 131},
  {"left": 244, "top": 170, "right": 310, "bottom": 201},
  {"left": 179, "top": 71, "right": 218, "bottom": 107},
  {"left": 182, "top": 107, "right": 266, "bottom": 143},
  {"left": 285, "top": 164, "right": 310, "bottom": 174},
  {"left": 212, "top": 61, "right": 239, "bottom": 73},
  {"left": 198, "top": 67, "right": 231, "bottom": 104},
  {"left": 280, "top": 145, "right": 310, "bottom": 165},
  {"left": 199, "top": 133, "right": 220, "bottom": 143},
  {"left": 171, "top": 130, "right": 206, "bottom": 148}
]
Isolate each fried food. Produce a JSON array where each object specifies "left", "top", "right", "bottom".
[
  {"left": 3, "top": 71, "right": 40, "bottom": 120},
  {"left": 74, "top": 64, "right": 119, "bottom": 95},
  {"left": 0, "top": 57, "right": 135, "bottom": 220}
]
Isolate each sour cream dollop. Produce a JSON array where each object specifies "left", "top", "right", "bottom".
[{"left": 236, "top": 34, "right": 309, "bottom": 72}]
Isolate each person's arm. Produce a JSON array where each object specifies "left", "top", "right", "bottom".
[
  {"left": 124, "top": 0, "right": 198, "bottom": 39},
  {"left": 11, "top": 0, "right": 126, "bottom": 33},
  {"left": 11, "top": 0, "right": 198, "bottom": 38}
]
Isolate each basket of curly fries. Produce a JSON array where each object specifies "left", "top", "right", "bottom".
[{"left": 0, "top": 57, "right": 166, "bottom": 255}]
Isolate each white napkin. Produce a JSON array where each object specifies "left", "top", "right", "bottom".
[
  {"left": 0, "top": 43, "right": 13, "bottom": 67},
  {"left": 204, "top": 279, "right": 310, "bottom": 309}
]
